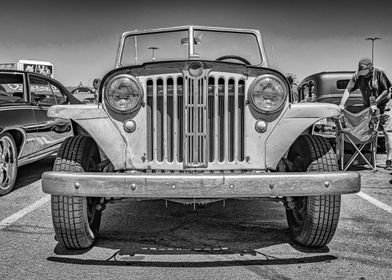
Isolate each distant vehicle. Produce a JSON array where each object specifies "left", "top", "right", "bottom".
[
  {"left": 42, "top": 26, "right": 360, "bottom": 250},
  {"left": 71, "top": 86, "right": 96, "bottom": 104},
  {"left": 0, "top": 60, "right": 54, "bottom": 78},
  {"left": 0, "top": 70, "right": 80, "bottom": 195},
  {"left": 296, "top": 71, "right": 366, "bottom": 138}
]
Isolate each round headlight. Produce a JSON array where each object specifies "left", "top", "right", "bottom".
[
  {"left": 105, "top": 74, "right": 143, "bottom": 113},
  {"left": 249, "top": 75, "right": 287, "bottom": 114}
]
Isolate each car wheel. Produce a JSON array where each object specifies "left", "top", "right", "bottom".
[
  {"left": 0, "top": 133, "right": 18, "bottom": 196},
  {"left": 51, "top": 136, "right": 102, "bottom": 249},
  {"left": 286, "top": 135, "right": 341, "bottom": 247}
]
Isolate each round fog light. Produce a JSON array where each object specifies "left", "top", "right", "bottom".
[
  {"left": 255, "top": 120, "right": 267, "bottom": 133},
  {"left": 123, "top": 119, "right": 136, "bottom": 133}
]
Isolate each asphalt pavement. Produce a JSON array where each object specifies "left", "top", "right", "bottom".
[{"left": 0, "top": 155, "right": 391, "bottom": 280}]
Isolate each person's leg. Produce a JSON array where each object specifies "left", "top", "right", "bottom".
[
  {"left": 384, "top": 131, "right": 392, "bottom": 161},
  {"left": 381, "top": 100, "right": 392, "bottom": 169}
]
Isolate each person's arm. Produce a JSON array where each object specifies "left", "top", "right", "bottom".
[
  {"left": 339, "top": 74, "right": 357, "bottom": 110},
  {"left": 339, "top": 89, "right": 350, "bottom": 110},
  {"left": 375, "top": 69, "right": 391, "bottom": 105}
]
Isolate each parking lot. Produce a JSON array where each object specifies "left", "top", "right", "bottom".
[{"left": 0, "top": 155, "right": 390, "bottom": 280}]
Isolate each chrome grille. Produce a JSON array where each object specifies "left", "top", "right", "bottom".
[
  {"left": 184, "top": 73, "right": 208, "bottom": 167},
  {"left": 146, "top": 72, "right": 245, "bottom": 168}
]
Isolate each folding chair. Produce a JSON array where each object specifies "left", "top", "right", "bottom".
[{"left": 336, "top": 107, "right": 379, "bottom": 171}]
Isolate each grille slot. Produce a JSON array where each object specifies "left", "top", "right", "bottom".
[{"left": 146, "top": 72, "right": 245, "bottom": 167}]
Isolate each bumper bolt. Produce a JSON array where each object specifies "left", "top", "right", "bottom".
[
  {"left": 130, "top": 183, "right": 136, "bottom": 191},
  {"left": 172, "top": 185, "right": 176, "bottom": 189},
  {"left": 269, "top": 184, "right": 274, "bottom": 189},
  {"left": 324, "top": 181, "right": 330, "bottom": 188},
  {"left": 74, "top": 182, "right": 80, "bottom": 190},
  {"left": 229, "top": 184, "right": 235, "bottom": 189}
]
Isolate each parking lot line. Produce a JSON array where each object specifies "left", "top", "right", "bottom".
[
  {"left": 357, "top": 191, "right": 392, "bottom": 214},
  {"left": 0, "top": 194, "right": 50, "bottom": 230}
]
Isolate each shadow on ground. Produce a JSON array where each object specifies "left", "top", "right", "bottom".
[
  {"left": 49, "top": 199, "right": 334, "bottom": 267},
  {"left": 13, "top": 156, "right": 55, "bottom": 191}
]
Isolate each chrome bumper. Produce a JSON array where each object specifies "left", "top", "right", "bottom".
[{"left": 41, "top": 171, "right": 360, "bottom": 198}]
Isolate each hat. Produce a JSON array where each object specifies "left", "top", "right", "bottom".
[{"left": 357, "top": 58, "right": 373, "bottom": 76}]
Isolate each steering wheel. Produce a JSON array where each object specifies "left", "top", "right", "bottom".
[{"left": 215, "top": 55, "right": 251, "bottom": 65}]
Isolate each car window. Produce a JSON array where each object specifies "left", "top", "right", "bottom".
[
  {"left": 50, "top": 83, "right": 66, "bottom": 104},
  {"left": 29, "top": 75, "right": 57, "bottom": 105},
  {"left": 0, "top": 73, "right": 25, "bottom": 104}
]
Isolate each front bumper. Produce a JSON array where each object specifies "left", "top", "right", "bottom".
[{"left": 41, "top": 171, "right": 360, "bottom": 198}]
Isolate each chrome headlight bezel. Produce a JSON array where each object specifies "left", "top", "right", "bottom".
[
  {"left": 104, "top": 74, "right": 144, "bottom": 114},
  {"left": 248, "top": 74, "right": 288, "bottom": 114}
]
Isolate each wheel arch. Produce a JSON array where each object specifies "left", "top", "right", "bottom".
[{"left": 1, "top": 127, "right": 27, "bottom": 158}]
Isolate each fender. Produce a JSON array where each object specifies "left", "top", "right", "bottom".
[
  {"left": 265, "top": 102, "right": 340, "bottom": 169},
  {"left": 48, "top": 105, "right": 127, "bottom": 169}
]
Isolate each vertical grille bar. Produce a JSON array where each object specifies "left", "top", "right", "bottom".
[
  {"left": 213, "top": 77, "right": 219, "bottom": 162},
  {"left": 202, "top": 77, "right": 208, "bottom": 164},
  {"left": 184, "top": 77, "right": 189, "bottom": 165},
  {"left": 152, "top": 78, "right": 158, "bottom": 160},
  {"left": 193, "top": 78, "right": 199, "bottom": 164},
  {"left": 173, "top": 77, "right": 178, "bottom": 162},
  {"left": 163, "top": 79, "right": 168, "bottom": 161},
  {"left": 234, "top": 78, "right": 239, "bottom": 161},
  {"left": 224, "top": 78, "right": 229, "bottom": 162}
]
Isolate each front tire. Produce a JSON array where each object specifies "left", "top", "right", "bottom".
[
  {"left": 51, "top": 136, "right": 102, "bottom": 249},
  {"left": 286, "top": 135, "right": 341, "bottom": 247},
  {"left": 0, "top": 133, "right": 18, "bottom": 196}
]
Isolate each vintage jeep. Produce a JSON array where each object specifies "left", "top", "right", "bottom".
[{"left": 42, "top": 26, "right": 360, "bottom": 249}]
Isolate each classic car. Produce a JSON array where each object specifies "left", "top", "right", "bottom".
[
  {"left": 41, "top": 26, "right": 360, "bottom": 249},
  {"left": 0, "top": 70, "right": 79, "bottom": 195},
  {"left": 296, "top": 71, "right": 365, "bottom": 137},
  {"left": 297, "top": 71, "right": 385, "bottom": 152}
]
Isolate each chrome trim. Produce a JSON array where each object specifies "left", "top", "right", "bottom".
[
  {"left": 18, "top": 145, "right": 59, "bottom": 167},
  {"left": 42, "top": 171, "right": 361, "bottom": 198}
]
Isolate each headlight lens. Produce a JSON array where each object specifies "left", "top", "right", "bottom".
[
  {"left": 249, "top": 75, "right": 287, "bottom": 113},
  {"left": 105, "top": 74, "right": 143, "bottom": 113}
]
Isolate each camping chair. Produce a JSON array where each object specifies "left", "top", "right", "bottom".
[{"left": 335, "top": 107, "right": 380, "bottom": 171}]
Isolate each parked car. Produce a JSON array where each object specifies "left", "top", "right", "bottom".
[
  {"left": 296, "top": 71, "right": 365, "bottom": 137},
  {"left": 42, "top": 26, "right": 360, "bottom": 249},
  {"left": 0, "top": 70, "right": 80, "bottom": 195},
  {"left": 296, "top": 71, "right": 385, "bottom": 151}
]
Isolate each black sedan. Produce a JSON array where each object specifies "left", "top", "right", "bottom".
[{"left": 0, "top": 70, "right": 80, "bottom": 195}]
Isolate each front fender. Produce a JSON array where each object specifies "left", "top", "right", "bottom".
[
  {"left": 48, "top": 105, "right": 127, "bottom": 169},
  {"left": 266, "top": 103, "right": 340, "bottom": 169}
]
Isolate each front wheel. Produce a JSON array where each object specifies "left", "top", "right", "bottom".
[
  {"left": 286, "top": 135, "right": 341, "bottom": 247},
  {"left": 0, "top": 133, "right": 18, "bottom": 196},
  {"left": 51, "top": 136, "right": 102, "bottom": 249}
]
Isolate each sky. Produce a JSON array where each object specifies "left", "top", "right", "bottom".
[{"left": 1, "top": 0, "right": 391, "bottom": 86}]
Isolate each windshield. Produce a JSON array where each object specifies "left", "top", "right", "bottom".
[
  {"left": 120, "top": 28, "right": 263, "bottom": 66},
  {"left": 0, "top": 73, "right": 24, "bottom": 104}
]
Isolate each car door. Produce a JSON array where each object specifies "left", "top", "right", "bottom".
[
  {"left": 28, "top": 74, "right": 71, "bottom": 155},
  {"left": 0, "top": 72, "right": 37, "bottom": 159}
]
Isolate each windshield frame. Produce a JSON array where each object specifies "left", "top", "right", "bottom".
[{"left": 116, "top": 25, "right": 267, "bottom": 68}]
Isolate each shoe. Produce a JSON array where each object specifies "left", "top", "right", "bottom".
[{"left": 385, "top": 160, "right": 392, "bottom": 170}]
